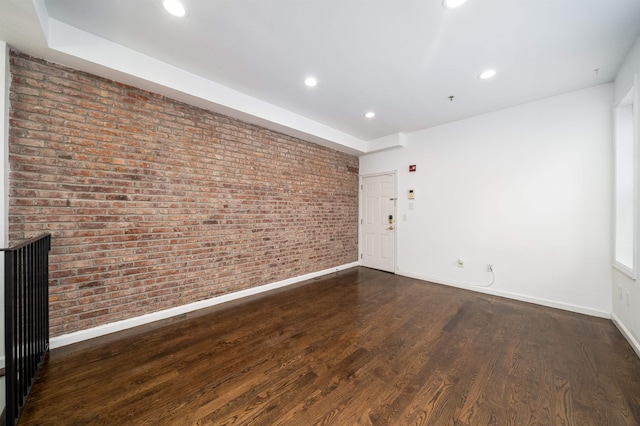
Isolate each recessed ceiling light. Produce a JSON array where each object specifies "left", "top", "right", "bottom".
[
  {"left": 304, "top": 77, "right": 318, "bottom": 87},
  {"left": 443, "top": 0, "right": 468, "bottom": 8},
  {"left": 163, "top": 0, "right": 186, "bottom": 17},
  {"left": 364, "top": 111, "right": 376, "bottom": 119},
  {"left": 479, "top": 69, "right": 497, "bottom": 80}
]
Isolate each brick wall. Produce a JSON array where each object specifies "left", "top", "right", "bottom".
[{"left": 8, "top": 51, "right": 359, "bottom": 337}]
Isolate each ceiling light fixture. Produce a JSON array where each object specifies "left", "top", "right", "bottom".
[
  {"left": 479, "top": 69, "right": 497, "bottom": 80},
  {"left": 304, "top": 77, "right": 318, "bottom": 87},
  {"left": 443, "top": 0, "right": 468, "bottom": 8},
  {"left": 163, "top": 0, "right": 186, "bottom": 17},
  {"left": 364, "top": 111, "right": 376, "bottom": 119}
]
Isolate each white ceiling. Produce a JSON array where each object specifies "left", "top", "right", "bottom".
[{"left": 1, "top": 0, "right": 640, "bottom": 154}]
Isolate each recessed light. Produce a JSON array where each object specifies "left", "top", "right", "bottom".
[
  {"left": 163, "top": 0, "right": 186, "bottom": 17},
  {"left": 479, "top": 69, "right": 497, "bottom": 80},
  {"left": 304, "top": 77, "right": 318, "bottom": 87},
  {"left": 364, "top": 111, "right": 376, "bottom": 119},
  {"left": 443, "top": 0, "right": 468, "bottom": 8}
]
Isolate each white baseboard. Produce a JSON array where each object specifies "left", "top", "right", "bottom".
[
  {"left": 50, "top": 262, "right": 359, "bottom": 350},
  {"left": 611, "top": 313, "right": 640, "bottom": 359},
  {"left": 395, "top": 270, "right": 611, "bottom": 319},
  {"left": 3, "top": 264, "right": 636, "bottom": 368}
]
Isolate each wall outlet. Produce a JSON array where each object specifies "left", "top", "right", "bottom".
[{"left": 457, "top": 259, "right": 464, "bottom": 268}]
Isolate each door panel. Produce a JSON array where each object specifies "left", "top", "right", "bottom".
[
  {"left": 380, "top": 235, "right": 390, "bottom": 260},
  {"left": 365, "top": 233, "right": 374, "bottom": 256},
  {"left": 361, "top": 174, "right": 396, "bottom": 272}
]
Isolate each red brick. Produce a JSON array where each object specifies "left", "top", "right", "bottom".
[{"left": 8, "top": 50, "right": 358, "bottom": 338}]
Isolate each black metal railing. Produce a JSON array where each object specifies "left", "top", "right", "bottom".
[{"left": 2, "top": 233, "right": 51, "bottom": 426}]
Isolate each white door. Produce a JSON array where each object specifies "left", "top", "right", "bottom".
[{"left": 361, "top": 173, "right": 396, "bottom": 272}]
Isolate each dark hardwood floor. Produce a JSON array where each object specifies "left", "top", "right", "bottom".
[{"left": 19, "top": 267, "right": 640, "bottom": 425}]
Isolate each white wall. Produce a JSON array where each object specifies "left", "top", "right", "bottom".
[
  {"left": 613, "top": 34, "right": 640, "bottom": 357},
  {"left": 360, "top": 84, "right": 613, "bottom": 317}
]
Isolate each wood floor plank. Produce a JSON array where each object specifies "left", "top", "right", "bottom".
[{"left": 17, "top": 267, "right": 640, "bottom": 425}]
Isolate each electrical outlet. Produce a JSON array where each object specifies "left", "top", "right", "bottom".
[{"left": 457, "top": 259, "right": 464, "bottom": 268}]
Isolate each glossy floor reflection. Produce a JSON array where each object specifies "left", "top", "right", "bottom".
[{"left": 18, "top": 267, "right": 640, "bottom": 425}]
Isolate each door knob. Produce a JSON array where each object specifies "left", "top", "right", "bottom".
[{"left": 387, "top": 226, "right": 394, "bottom": 230}]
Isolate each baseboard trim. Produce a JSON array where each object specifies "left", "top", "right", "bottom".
[
  {"left": 395, "top": 270, "right": 611, "bottom": 319},
  {"left": 611, "top": 313, "right": 640, "bottom": 359},
  {"left": 50, "top": 262, "right": 359, "bottom": 350}
]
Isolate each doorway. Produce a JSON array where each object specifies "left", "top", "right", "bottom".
[{"left": 360, "top": 173, "right": 397, "bottom": 273}]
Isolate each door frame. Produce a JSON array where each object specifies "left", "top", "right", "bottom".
[{"left": 359, "top": 170, "right": 398, "bottom": 273}]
